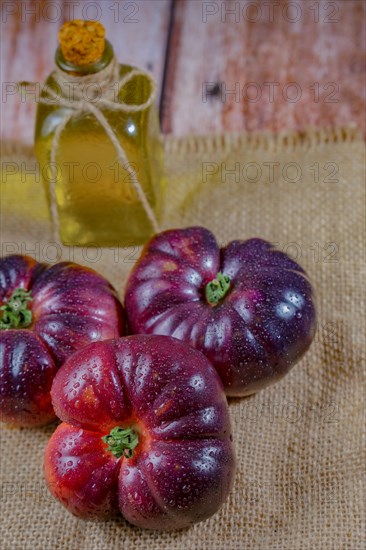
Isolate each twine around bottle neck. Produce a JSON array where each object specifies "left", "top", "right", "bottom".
[
  {"left": 20, "top": 56, "right": 161, "bottom": 241},
  {"left": 52, "top": 55, "right": 121, "bottom": 101}
]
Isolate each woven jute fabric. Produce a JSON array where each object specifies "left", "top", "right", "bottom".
[{"left": 0, "top": 128, "right": 365, "bottom": 549}]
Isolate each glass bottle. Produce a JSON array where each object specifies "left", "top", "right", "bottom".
[{"left": 34, "top": 21, "right": 164, "bottom": 247}]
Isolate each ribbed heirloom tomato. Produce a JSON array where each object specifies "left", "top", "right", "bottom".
[
  {"left": 44, "top": 335, "right": 235, "bottom": 530},
  {"left": 0, "top": 255, "right": 124, "bottom": 426},
  {"left": 125, "top": 227, "right": 316, "bottom": 397}
]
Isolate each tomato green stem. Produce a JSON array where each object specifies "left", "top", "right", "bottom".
[
  {"left": 102, "top": 426, "right": 139, "bottom": 459},
  {"left": 0, "top": 288, "right": 33, "bottom": 329},
  {"left": 205, "top": 272, "right": 231, "bottom": 305}
]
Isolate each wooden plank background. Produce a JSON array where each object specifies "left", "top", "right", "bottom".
[{"left": 0, "top": 0, "right": 365, "bottom": 145}]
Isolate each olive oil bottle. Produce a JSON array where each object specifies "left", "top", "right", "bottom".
[{"left": 34, "top": 20, "right": 164, "bottom": 246}]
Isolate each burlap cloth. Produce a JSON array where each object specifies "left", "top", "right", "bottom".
[{"left": 0, "top": 128, "right": 365, "bottom": 549}]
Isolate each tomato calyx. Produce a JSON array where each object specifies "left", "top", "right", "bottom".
[
  {"left": 102, "top": 426, "right": 139, "bottom": 459},
  {"left": 0, "top": 288, "right": 33, "bottom": 330},
  {"left": 205, "top": 272, "right": 231, "bottom": 306}
]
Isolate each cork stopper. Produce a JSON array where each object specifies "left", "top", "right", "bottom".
[{"left": 58, "top": 20, "right": 105, "bottom": 66}]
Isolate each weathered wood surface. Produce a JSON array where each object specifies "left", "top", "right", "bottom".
[
  {"left": 161, "top": 0, "right": 365, "bottom": 135},
  {"left": 0, "top": 0, "right": 365, "bottom": 145}
]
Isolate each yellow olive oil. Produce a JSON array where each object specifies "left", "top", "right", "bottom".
[{"left": 34, "top": 26, "right": 164, "bottom": 247}]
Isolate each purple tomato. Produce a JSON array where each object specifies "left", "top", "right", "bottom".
[
  {"left": 125, "top": 227, "right": 316, "bottom": 396},
  {"left": 44, "top": 335, "right": 235, "bottom": 529},
  {"left": 0, "top": 255, "right": 124, "bottom": 426}
]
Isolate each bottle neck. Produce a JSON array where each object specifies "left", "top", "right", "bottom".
[{"left": 55, "top": 40, "right": 114, "bottom": 76}]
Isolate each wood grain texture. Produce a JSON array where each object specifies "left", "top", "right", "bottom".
[
  {"left": 160, "top": 0, "right": 365, "bottom": 135},
  {"left": 0, "top": 0, "right": 365, "bottom": 144},
  {"left": 0, "top": 0, "right": 171, "bottom": 145}
]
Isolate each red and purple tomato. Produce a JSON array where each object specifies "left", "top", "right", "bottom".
[
  {"left": 0, "top": 255, "right": 124, "bottom": 426},
  {"left": 44, "top": 335, "right": 235, "bottom": 530},
  {"left": 125, "top": 227, "right": 317, "bottom": 397}
]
